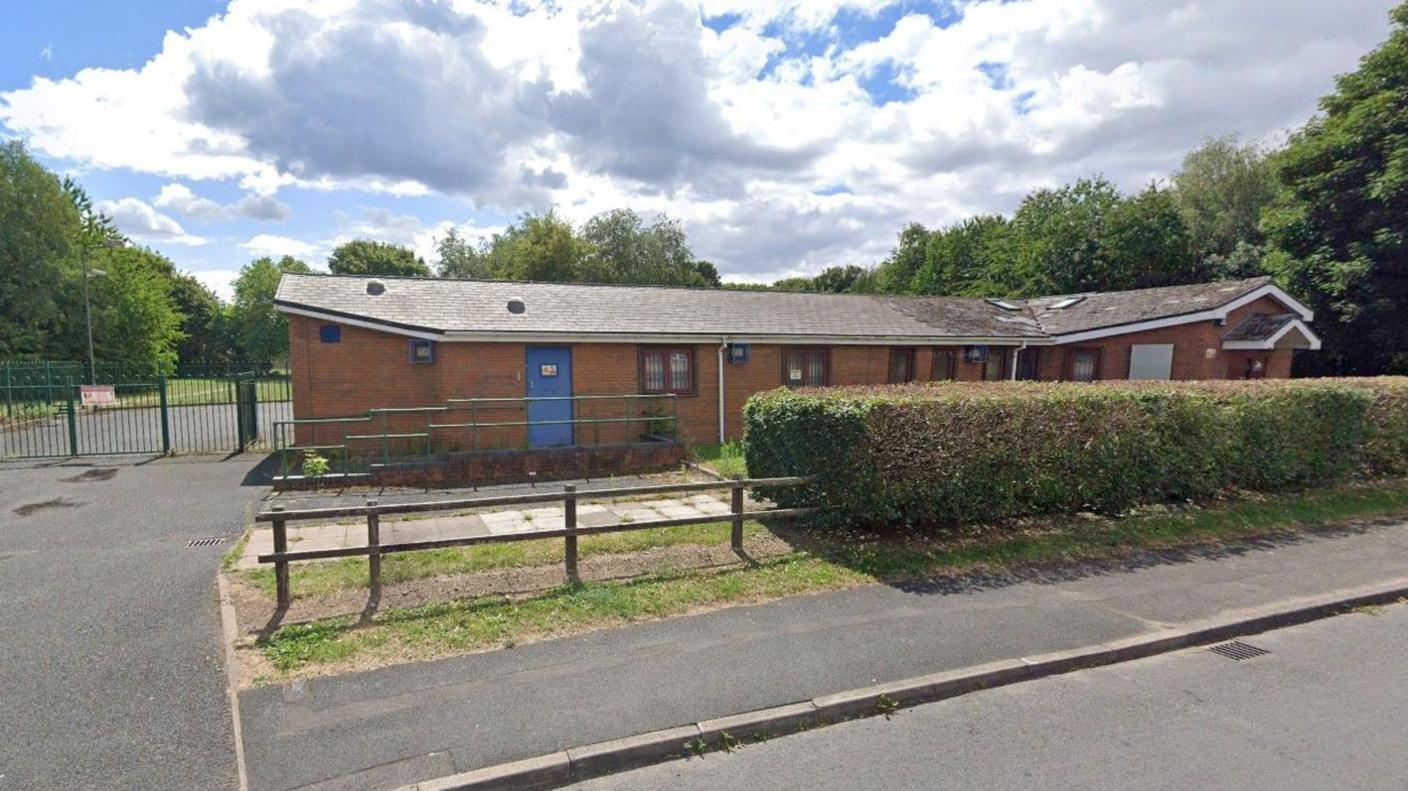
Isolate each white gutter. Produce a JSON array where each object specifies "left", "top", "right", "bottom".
[{"left": 717, "top": 342, "right": 727, "bottom": 444}]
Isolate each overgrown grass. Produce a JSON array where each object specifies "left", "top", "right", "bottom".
[
  {"left": 241, "top": 520, "right": 771, "bottom": 599},
  {"left": 256, "top": 478, "right": 1408, "bottom": 677},
  {"left": 692, "top": 441, "right": 747, "bottom": 478}
]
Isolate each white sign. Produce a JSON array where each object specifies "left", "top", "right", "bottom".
[
  {"left": 80, "top": 385, "right": 117, "bottom": 407},
  {"left": 539, "top": 364, "right": 558, "bottom": 377}
]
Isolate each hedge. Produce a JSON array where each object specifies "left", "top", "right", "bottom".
[{"left": 743, "top": 378, "right": 1408, "bottom": 526}]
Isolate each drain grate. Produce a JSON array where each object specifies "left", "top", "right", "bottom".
[
  {"left": 1208, "top": 640, "right": 1270, "bottom": 661},
  {"left": 187, "top": 537, "right": 226, "bottom": 548}
]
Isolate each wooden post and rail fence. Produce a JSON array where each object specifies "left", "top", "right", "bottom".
[{"left": 255, "top": 476, "right": 816, "bottom": 608}]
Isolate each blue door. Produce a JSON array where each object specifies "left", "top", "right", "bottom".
[{"left": 526, "top": 346, "right": 573, "bottom": 447}]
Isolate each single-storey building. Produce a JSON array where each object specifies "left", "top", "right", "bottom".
[{"left": 274, "top": 274, "right": 1320, "bottom": 448}]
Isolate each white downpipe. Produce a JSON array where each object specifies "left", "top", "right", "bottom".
[
  {"left": 1011, "top": 342, "right": 1027, "bottom": 380},
  {"left": 717, "top": 342, "right": 727, "bottom": 444}
]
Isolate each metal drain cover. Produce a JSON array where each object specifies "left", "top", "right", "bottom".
[
  {"left": 187, "top": 537, "right": 226, "bottom": 548},
  {"left": 1208, "top": 640, "right": 1270, "bottom": 661}
]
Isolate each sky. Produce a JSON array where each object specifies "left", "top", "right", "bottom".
[{"left": 0, "top": 0, "right": 1398, "bottom": 301}]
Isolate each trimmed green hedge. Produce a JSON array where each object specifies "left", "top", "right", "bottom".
[{"left": 743, "top": 378, "right": 1408, "bottom": 526}]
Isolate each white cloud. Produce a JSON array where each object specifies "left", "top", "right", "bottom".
[
  {"left": 153, "top": 182, "right": 291, "bottom": 221},
  {"left": 191, "top": 268, "right": 241, "bottom": 301},
  {"left": 3, "top": 0, "right": 1400, "bottom": 280},
  {"left": 332, "top": 208, "right": 504, "bottom": 264},
  {"left": 96, "top": 197, "right": 205, "bottom": 245},
  {"left": 239, "top": 233, "right": 318, "bottom": 259}
]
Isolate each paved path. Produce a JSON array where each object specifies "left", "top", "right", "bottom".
[
  {"left": 236, "top": 493, "right": 733, "bottom": 569},
  {"left": 0, "top": 455, "right": 267, "bottom": 791},
  {"left": 580, "top": 601, "right": 1408, "bottom": 790},
  {"left": 237, "top": 518, "right": 1408, "bottom": 791}
]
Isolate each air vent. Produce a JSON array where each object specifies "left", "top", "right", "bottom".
[
  {"left": 366, "top": 280, "right": 386, "bottom": 296},
  {"left": 507, "top": 298, "right": 526, "bottom": 315},
  {"left": 1050, "top": 296, "right": 1086, "bottom": 309},
  {"left": 985, "top": 298, "right": 1021, "bottom": 311}
]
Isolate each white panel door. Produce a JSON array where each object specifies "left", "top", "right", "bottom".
[{"left": 1128, "top": 344, "right": 1174, "bottom": 380}]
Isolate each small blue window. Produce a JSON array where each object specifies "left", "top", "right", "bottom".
[
  {"left": 409, "top": 339, "right": 436, "bottom": 364},
  {"left": 728, "top": 343, "right": 751, "bottom": 364},
  {"left": 964, "top": 345, "right": 989, "bottom": 364},
  {"left": 319, "top": 324, "right": 341, "bottom": 343}
]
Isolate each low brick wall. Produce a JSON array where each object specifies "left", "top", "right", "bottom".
[{"left": 277, "top": 440, "right": 685, "bottom": 490}]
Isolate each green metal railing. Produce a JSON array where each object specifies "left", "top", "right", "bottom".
[
  {"left": 274, "top": 393, "right": 680, "bottom": 479},
  {"left": 1, "top": 360, "right": 292, "bottom": 458}
]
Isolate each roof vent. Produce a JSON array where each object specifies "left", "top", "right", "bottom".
[
  {"left": 366, "top": 280, "right": 386, "bottom": 296},
  {"left": 1050, "top": 296, "right": 1086, "bottom": 310},
  {"left": 507, "top": 297, "right": 526, "bottom": 315},
  {"left": 985, "top": 298, "right": 1021, "bottom": 311}
]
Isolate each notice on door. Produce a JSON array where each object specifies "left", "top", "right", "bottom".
[
  {"left": 539, "top": 364, "right": 558, "bottom": 377},
  {"left": 80, "top": 385, "right": 117, "bottom": 407}
]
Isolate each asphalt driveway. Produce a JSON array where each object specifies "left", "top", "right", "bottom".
[{"left": 0, "top": 454, "right": 268, "bottom": 791}]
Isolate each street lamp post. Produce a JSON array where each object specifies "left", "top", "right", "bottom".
[{"left": 80, "top": 237, "right": 122, "bottom": 385}]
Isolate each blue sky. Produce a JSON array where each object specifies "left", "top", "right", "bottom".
[{"left": 1, "top": 0, "right": 1396, "bottom": 300}]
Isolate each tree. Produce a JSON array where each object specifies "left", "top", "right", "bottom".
[
  {"left": 912, "top": 215, "right": 1013, "bottom": 296},
  {"left": 230, "top": 256, "right": 311, "bottom": 362},
  {"left": 483, "top": 211, "right": 589, "bottom": 282},
  {"left": 0, "top": 141, "right": 80, "bottom": 357},
  {"left": 1009, "top": 176, "right": 1124, "bottom": 295},
  {"left": 1101, "top": 183, "right": 1199, "bottom": 289},
  {"left": 811, "top": 265, "right": 870, "bottom": 293},
  {"left": 1262, "top": 2, "right": 1408, "bottom": 375},
  {"left": 1172, "top": 135, "right": 1278, "bottom": 264},
  {"left": 434, "top": 228, "right": 491, "bottom": 279},
  {"left": 872, "top": 223, "right": 930, "bottom": 293},
  {"left": 169, "top": 273, "right": 233, "bottom": 365},
  {"left": 327, "top": 239, "right": 430, "bottom": 277},
  {"left": 578, "top": 209, "right": 715, "bottom": 286},
  {"left": 75, "top": 245, "right": 184, "bottom": 371}
]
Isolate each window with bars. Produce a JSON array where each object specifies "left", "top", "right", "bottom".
[
  {"left": 1068, "top": 348, "right": 1101, "bottom": 382},
  {"left": 783, "top": 348, "right": 828, "bottom": 387},
  {"left": 888, "top": 348, "right": 915, "bottom": 384},
  {"left": 639, "top": 346, "right": 695, "bottom": 394},
  {"left": 931, "top": 349, "right": 958, "bottom": 381},
  {"left": 983, "top": 348, "right": 1009, "bottom": 381}
]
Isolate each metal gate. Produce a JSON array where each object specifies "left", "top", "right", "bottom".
[{"left": 1, "top": 360, "right": 292, "bottom": 459}]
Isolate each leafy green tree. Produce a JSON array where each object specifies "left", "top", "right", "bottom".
[
  {"left": 872, "top": 223, "right": 930, "bottom": 292},
  {"left": 1102, "top": 183, "right": 1199, "bottom": 289},
  {"left": 811, "top": 265, "right": 870, "bottom": 293},
  {"left": 692, "top": 259, "right": 722, "bottom": 287},
  {"left": 578, "top": 209, "right": 715, "bottom": 286},
  {"left": 1172, "top": 135, "right": 1277, "bottom": 264},
  {"left": 1263, "top": 2, "right": 1408, "bottom": 375},
  {"left": 169, "top": 273, "right": 232, "bottom": 364},
  {"left": 0, "top": 141, "right": 80, "bottom": 357},
  {"left": 912, "top": 215, "right": 1013, "bottom": 296},
  {"left": 1009, "top": 176, "right": 1123, "bottom": 295},
  {"left": 74, "top": 245, "right": 184, "bottom": 371},
  {"left": 434, "top": 228, "right": 491, "bottom": 279},
  {"left": 483, "top": 211, "right": 589, "bottom": 282},
  {"left": 230, "top": 256, "right": 311, "bottom": 362},
  {"left": 327, "top": 239, "right": 429, "bottom": 277}
]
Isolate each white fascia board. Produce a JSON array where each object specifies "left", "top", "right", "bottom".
[
  {"left": 276, "top": 304, "right": 444, "bottom": 341},
  {"left": 1052, "top": 284, "right": 1314, "bottom": 345},
  {"left": 1223, "top": 320, "right": 1323, "bottom": 351}
]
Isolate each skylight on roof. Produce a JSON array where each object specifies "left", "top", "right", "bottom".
[
  {"left": 985, "top": 298, "right": 1021, "bottom": 311},
  {"left": 1050, "top": 296, "right": 1086, "bottom": 309}
]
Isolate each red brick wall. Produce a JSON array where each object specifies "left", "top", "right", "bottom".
[{"left": 289, "top": 292, "right": 1305, "bottom": 446}]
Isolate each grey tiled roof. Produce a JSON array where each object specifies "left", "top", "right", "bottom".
[
  {"left": 275, "top": 274, "right": 1281, "bottom": 342},
  {"left": 1223, "top": 312, "right": 1298, "bottom": 342},
  {"left": 1019, "top": 276, "right": 1274, "bottom": 336}
]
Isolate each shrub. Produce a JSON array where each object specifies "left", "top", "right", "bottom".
[{"left": 743, "top": 378, "right": 1406, "bottom": 526}]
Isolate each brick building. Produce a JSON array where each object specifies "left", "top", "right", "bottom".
[{"left": 275, "top": 274, "right": 1319, "bottom": 446}]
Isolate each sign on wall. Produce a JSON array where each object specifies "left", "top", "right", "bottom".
[
  {"left": 79, "top": 385, "right": 117, "bottom": 407},
  {"left": 540, "top": 364, "right": 558, "bottom": 377}
]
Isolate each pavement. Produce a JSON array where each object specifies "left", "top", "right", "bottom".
[
  {"left": 236, "top": 492, "right": 733, "bottom": 569},
  {"left": 0, "top": 454, "right": 268, "bottom": 791},
  {"left": 237, "top": 515, "right": 1408, "bottom": 791},
  {"left": 577, "top": 601, "right": 1408, "bottom": 790}
]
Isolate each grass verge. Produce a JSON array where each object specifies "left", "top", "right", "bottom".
[
  {"left": 691, "top": 441, "right": 747, "bottom": 478},
  {"left": 255, "top": 478, "right": 1408, "bottom": 679},
  {"left": 240, "top": 520, "right": 772, "bottom": 599}
]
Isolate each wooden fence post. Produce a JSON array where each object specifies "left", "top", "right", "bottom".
[
  {"left": 366, "top": 499, "right": 381, "bottom": 593},
  {"left": 564, "top": 485, "right": 578, "bottom": 581},
  {"left": 730, "top": 483, "right": 745, "bottom": 552},
  {"left": 272, "top": 505, "right": 290, "bottom": 608}
]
